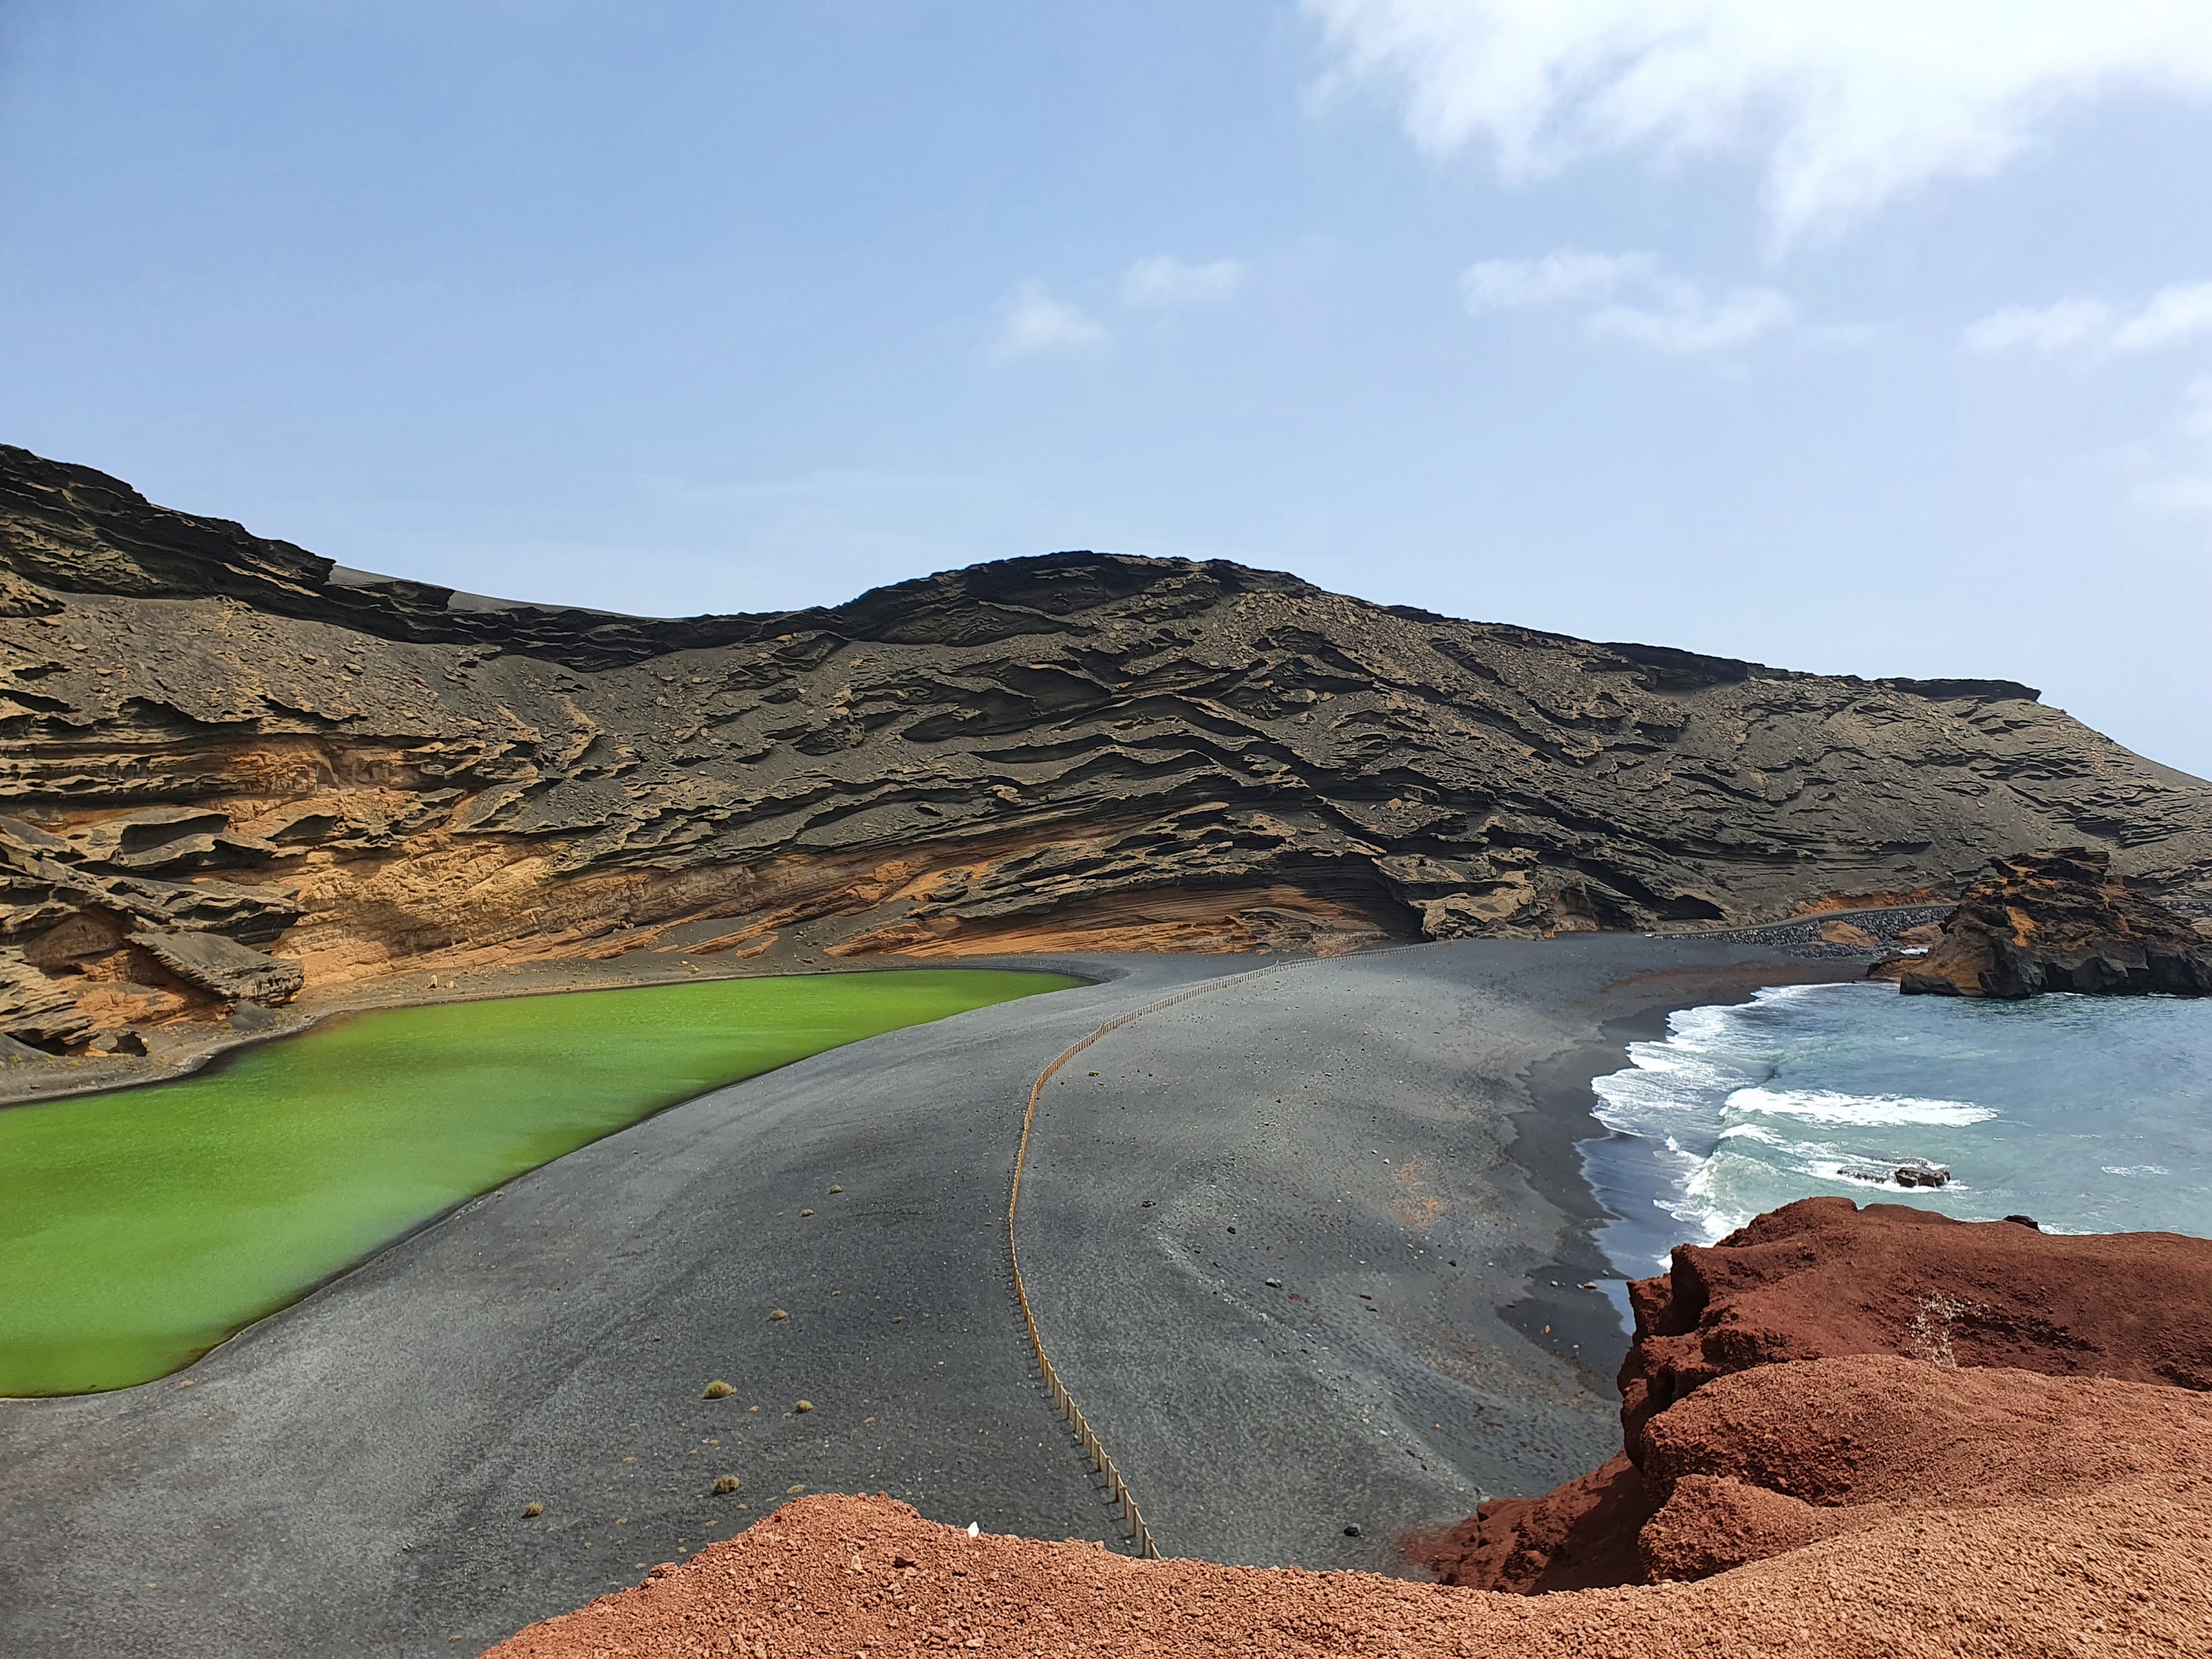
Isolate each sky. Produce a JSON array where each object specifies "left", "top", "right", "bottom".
[{"left": 2, "top": 2, "right": 2210, "bottom": 776}]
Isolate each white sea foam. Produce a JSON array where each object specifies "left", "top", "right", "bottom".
[
  {"left": 1725, "top": 1086, "right": 1997, "bottom": 1128},
  {"left": 1583, "top": 980, "right": 2212, "bottom": 1283}
]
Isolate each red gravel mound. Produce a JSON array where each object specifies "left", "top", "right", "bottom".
[
  {"left": 1421, "top": 1198, "right": 2212, "bottom": 1592},
  {"left": 484, "top": 1480, "right": 2212, "bottom": 1657}
]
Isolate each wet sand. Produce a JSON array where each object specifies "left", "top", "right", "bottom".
[{"left": 0, "top": 937, "right": 1858, "bottom": 1656}]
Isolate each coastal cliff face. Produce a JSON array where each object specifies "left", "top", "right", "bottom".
[
  {"left": 5, "top": 442, "right": 2212, "bottom": 1048},
  {"left": 1422, "top": 1197, "right": 2212, "bottom": 1592},
  {"left": 1884, "top": 847, "right": 2212, "bottom": 998}
]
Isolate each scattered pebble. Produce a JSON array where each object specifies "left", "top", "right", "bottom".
[
  {"left": 1265, "top": 1279, "right": 1283, "bottom": 1288},
  {"left": 522, "top": 1503, "right": 544, "bottom": 1519},
  {"left": 703, "top": 1380, "right": 733, "bottom": 1400},
  {"left": 1343, "top": 1524, "right": 1362, "bottom": 1538},
  {"left": 800, "top": 1209, "right": 815, "bottom": 1218},
  {"left": 794, "top": 1400, "right": 813, "bottom": 1413},
  {"left": 786, "top": 1483, "right": 806, "bottom": 1494},
  {"left": 827, "top": 1186, "right": 842, "bottom": 1194},
  {"left": 768, "top": 1309, "right": 788, "bottom": 1322},
  {"left": 712, "top": 1476, "right": 739, "bottom": 1495}
]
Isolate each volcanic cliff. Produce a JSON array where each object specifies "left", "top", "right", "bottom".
[{"left": 3, "top": 443, "right": 2210, "bottom": 1051}]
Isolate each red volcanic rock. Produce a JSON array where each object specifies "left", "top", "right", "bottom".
[
  {"left": 1636, "top": 1354, "right": 2212, "bottom": 1580},
  {"left": 487, "top": 1483, "right": 2212, "bottom": 1657},
  {"left": 1408, "top": 1454, "right": 1649, "bottom": 1594},
  {"left": 1886, "top": 846, "right": 2212, "bottom": 998},
  {"left": 1619, "top": 1197, "right": 2212, "bottom": 1459},
  {"left": 1421, "top": 1197, "right": 2212, "bottom": 1594}
]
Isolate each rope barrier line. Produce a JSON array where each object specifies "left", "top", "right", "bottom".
[{"left": 1006, "top": 977, "right": 1235, "bottom": 1561}]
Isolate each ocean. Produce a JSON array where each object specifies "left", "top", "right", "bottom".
[{"left": 1581, "top": 980, "right": 2212, "bottom": 1285}]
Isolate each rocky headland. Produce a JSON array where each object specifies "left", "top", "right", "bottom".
[
  {"left": 4, "top": 441, "right": 2211, "bottom": 1064},
  {"left": 486, "top": 1200, "right": 2212, "bottom": 1656},
  {"left": 1875, "top": 846, "right": 2212, "bottom": 998},
  {"left": 1421, "top": 1197, "right": 2212, "bottom": 1592}
]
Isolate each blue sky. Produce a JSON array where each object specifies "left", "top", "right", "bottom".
[{"left": 3, "top": 2, "right": 2210, "bottom": 775}]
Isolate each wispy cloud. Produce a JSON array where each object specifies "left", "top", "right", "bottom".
[
  {"left": 1461, "top": 249, "right": 1653, "bottom": 310},
  {"left": 2112, "top": 283, "right": 2212, "bottom": 353},
  {"left": 1964, "top": 283, "right": 2212, "bottom": 358},
  {"left": 1303, "top": 1, "right": 2212, "bottom": 251},
  {"left": 1586, "top": 284, "right": 1797, "bottom": 354},
  {"left": 988, "top": 281, "right": 1106, "bottom": 362},
  {"left": 1961, "top": 299, "right": 2114, "bottom": 357},
  {"left": 1120, "top": 255, "right": 1245, "bottom": 307},
  {"left": 1463, "top": 247, "right": 1796, "bottom": 354}
]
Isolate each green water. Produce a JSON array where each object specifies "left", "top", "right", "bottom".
[{"left": 0, "top": 969, "right": 1073, "bottom": 1396}]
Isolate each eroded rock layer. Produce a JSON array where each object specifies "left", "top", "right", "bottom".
[
  {"left": 5, "top": 443, "right": 2210, "bottom": 1047},
  {"left": 1884, "top": 846, "right": 2212, "bottom": 998}
]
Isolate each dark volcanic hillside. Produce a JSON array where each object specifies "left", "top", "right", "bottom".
[{"left": 2, "top": 443, "right": 2208, "bottom": 1047}]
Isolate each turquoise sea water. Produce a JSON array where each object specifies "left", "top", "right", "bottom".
[{"left": 1582, "top": 980, "right": 2212, "bottom": 1278}]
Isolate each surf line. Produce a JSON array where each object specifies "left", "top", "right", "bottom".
[{"left": 1006, "top": 969, "right": 1279, "bottom": 1559}]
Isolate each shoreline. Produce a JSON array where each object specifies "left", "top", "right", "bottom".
[
  {"left": 0, "top": 904, "right": 1940, "bottom": 1110},
  {"left": 1501, "top": 960, "right": 1872, "bottom": 1389}
]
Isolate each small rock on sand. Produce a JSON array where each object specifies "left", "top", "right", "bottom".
[{"left": 703, "top": 1380, "right": 733, "bottom": 1399}]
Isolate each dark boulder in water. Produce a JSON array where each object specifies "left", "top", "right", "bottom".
[{"left": 1878, "top": 847, "right": 2212, "bottom": 999}]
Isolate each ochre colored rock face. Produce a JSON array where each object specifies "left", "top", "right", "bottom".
[
  {"left": 1888, "top": 846, "right": 2212, "bottom": 998},
  {"left": 5, "top": 442, "right": 2211, "bottom": 1049}
]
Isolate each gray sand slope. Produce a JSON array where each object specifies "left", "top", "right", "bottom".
[{"left": 0, "top": 939, "right": 1850, "bottom": 1656}]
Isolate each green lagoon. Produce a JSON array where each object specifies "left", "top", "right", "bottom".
[{"left": 0, "top": 969, "right": 1073, "bottom": 1396}]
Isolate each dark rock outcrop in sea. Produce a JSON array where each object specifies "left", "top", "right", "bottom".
[
  {"left": 1417, "top": 1197, "right": 2212, "bottom": 1592},
  {"left": 1877, "top": 846, "right": 2212, "bottom": 998},
  {"left": 4, "top": 441, "right": 2210, "bottom": 1049}
]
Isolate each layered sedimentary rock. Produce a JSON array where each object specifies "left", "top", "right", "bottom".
[
  {"left": 5, "top": 441, "right": 2211, "bottom": 1048},
  {"left": 1422, "top": 1197, "right": 2212, "bottom": 1593},
  {"left": 1882, "top": 846, "right": 2212, "bottom": 998}
]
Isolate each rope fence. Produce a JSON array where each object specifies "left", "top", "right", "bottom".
[{"left": 1005, "top": 980, "right": 1233, "bottom": 1561}]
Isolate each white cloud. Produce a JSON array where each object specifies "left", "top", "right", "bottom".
[
  {"left": 1461, "top": 248, "right": 1653, "bottom": 310},
  {"left": 1962, "top": 299, "right": 2113, "bottom": 357},
  {"left": 1586, "top": 284, "right": 1797, "bottom": 353},
  {"left": 1303, "top": 1, "right": 2212, "bottom": 249},
  {"left": 1462, "top": 248, "right": 1795, "bottom": 353},
  {"left": 1964, "top": 284, "right": 2212, "bottom": 358},
  {"left": 2112, "top": 282, "right": 2212, "bottom": 353},
  {"left": 988, "top": 281, "right": 1106, "bottom": 361},
  {"left": 1120, "top": 255, "right": 1246, "bottom": 307}
]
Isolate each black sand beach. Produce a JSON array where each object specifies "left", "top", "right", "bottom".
[{"left": 0, "top": 937, "right": 1858, "bottom": 1657}]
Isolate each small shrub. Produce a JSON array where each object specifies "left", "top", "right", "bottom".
[{"left": 703, "top": 1379, "right": 733, "bottom": 1399}]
